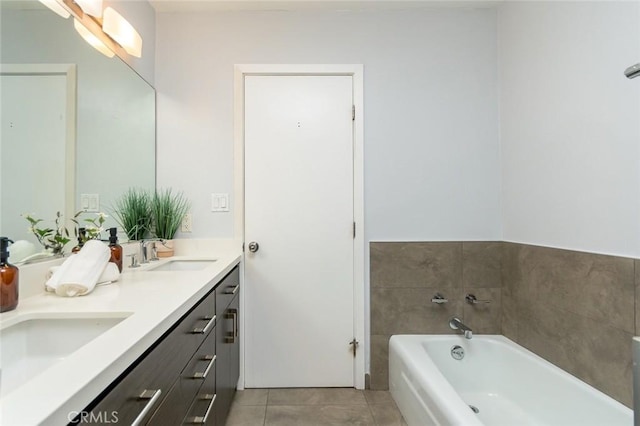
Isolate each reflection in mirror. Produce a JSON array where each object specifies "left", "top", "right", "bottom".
[{"left": 0, "top": 0, "right": 155, "bottom": 261}]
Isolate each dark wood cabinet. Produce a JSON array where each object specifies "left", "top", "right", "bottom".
[
  {"left": 216, "top": 270, "right": 240, "bottom": 425},
  {"left": 75, "top": 265, "right": 240, "bottom": 426}
]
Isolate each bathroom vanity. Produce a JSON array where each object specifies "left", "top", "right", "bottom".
[
  {"left": 0, "top": 242, "right": 241, "bottom": 426},
  {"left": 77, "top": 266, "right": 239, "bottom": 425}
]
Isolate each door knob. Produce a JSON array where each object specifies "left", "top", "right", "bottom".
[{"left": 248, "top": 242, "right": 259, "bottom": 253}]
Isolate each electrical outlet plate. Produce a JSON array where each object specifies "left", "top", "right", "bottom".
[{"left": 181, "top": 213, "right": 192, "bottom": 233}]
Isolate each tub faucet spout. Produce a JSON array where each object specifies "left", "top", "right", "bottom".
[{"left": 449, "top": 317, "right": 473, "bottom": 339}]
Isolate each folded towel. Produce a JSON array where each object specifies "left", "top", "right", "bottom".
[
  {"left": 46, "top": 262, "right": 120, "bottom": 286},
  {"left": 45, "top": 240, "right": 111, "bottom": 297}
]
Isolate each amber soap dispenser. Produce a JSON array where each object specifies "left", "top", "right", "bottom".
[
  {"left": 108, "top": 227, "right": 123, "bottom": 272},
  {"left": 0, "top": 237, "right": 18, "bottom": 312}
]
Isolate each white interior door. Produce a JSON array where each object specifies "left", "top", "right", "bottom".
[
  {"left": 244, "top": 75, "right": 355, "bottom": 388},
  {"left": 0, "top": 73, "right": 67, "bottom": 242}
]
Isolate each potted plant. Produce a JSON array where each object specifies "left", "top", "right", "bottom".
[
  {"left": 112, "top": 188, "right": 152, "bottom": 241},
  {"left": 151, "top": 188, "right": 190, "bottom": 257}
]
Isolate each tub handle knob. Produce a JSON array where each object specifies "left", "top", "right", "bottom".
[
  {"left": 465, "top": 294, "right": 491, "bottom": 305},
  {"left": 431, "top": 293, "right": 448, "bottom": 304}
]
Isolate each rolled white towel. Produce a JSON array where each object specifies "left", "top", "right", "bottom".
[
  {"left": 45, "top": 240, "right": 110, "bottom": 297},
  {"left": 46, "top": 262, "right": 120, "bottom": 287}
]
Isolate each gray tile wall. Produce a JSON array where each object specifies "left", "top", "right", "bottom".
[
  {"left": 369, "top": 241, "right": 636, "bottom": 408},
  {"left": 369, "top": 241, "right": 503, "bottom": 390},
  {"left": 502, "top": 242, "right": 635, "bottom": 408}
]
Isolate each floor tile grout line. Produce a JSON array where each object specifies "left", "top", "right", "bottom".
[
  {"left": 262, "top": 402, "right": 267, "bottom": 426},
  {"left": 366, "top": 399, "right": 379, "bottom": 426},
  {"left": 266, "top": 402, "right": 369, "bottom": 406}
]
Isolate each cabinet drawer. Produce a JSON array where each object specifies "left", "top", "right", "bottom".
[
  {"left": 215, "top": 266, "right": 239, "bottom": 315},
  {"left": 183, "top": 357, "right": 217, "bottom": 425},
  {"left": 147, "top": 328, "right": 216, "bottom": 426}
]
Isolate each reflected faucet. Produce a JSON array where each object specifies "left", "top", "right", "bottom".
[{"left": 449, "top": 317, "right": 473, "bottom": 339}]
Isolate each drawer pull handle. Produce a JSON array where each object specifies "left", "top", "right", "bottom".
[
  {"left": 132, "top": 389, "right": 162, "bottom": 426},
  {"left": 224, "top": 308, "right": 238, "bottom": 343},
  {"left": 192, "top": 354, "right": 216, "bottom": 379},
  {"left": 191, "top": 315, "right": 216, "bottom": 334},
  {"left": 225, "top": 284, "right": 239, "bottom": 295},
  {"left": 187, "top": 393, "right": 217, "bottom": 424}
]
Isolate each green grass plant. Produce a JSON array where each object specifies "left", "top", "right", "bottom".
[
  {"left": 151, "top": 188, "right": 190, "bottom": 240},
  {"left": 112, "top": 188, "right": 152, "bottom": 241}
]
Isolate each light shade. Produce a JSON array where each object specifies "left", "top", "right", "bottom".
[
  {"left": 38, "top": 0, "right": 70, "bottom": 18},
  {"left": 75, "top": 0, "right": 103, "bottom": 18},
  {"left": 73, "top": 19, "right": 115, "bottom": 58},
  {"left": 102, "top": 7, "right": 142, "bottom": 58}
]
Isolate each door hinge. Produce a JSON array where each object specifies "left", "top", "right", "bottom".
[
  {"left": 242, "top": 242, "right": 245, "bottom": 252},
  {"left": 349, "top": 338, "right": 359, "bottom": 358},
  {"left": 352, "top": 105, "right": 355, "bottom": 121},
  {"left": 353, "top": 222, "right": 356, "bottom": 239}
]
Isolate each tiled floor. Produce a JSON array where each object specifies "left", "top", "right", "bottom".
[{"left": 227, "top": 388, "right": 408, "bottom": 426}]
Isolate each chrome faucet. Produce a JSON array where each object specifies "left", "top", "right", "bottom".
[
  {"left": 449, "top": 317, "right": 473, "bottom": 339},
  {"left": 140, "top": 239, "right": 162, "bottom": 263}
]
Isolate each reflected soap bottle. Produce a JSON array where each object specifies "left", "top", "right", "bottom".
[
  {"left": 0, "top": 237, "right": 18, "bottom": 312},
  {"left": 108, "top": 228, "right": 123, "bottom": 272},
  {"left": 72, "top": 227, "right": 87, "bottom": 254}
]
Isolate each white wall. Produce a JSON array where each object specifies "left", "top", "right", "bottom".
[
  {"left": 155, "top": 8, "right": 502, "bottom": 242},
  {"left": 499, "top": 1, "right": 640, "bottom": 258}
]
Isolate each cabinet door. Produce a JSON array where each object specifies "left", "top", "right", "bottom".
[
  {"left": 228, "top": 293, "right": 240, "bottom": 401},
  {"left": 215, "top": 293, "right": 240, "bottom": 426}
]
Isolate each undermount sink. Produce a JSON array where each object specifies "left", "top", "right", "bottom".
[
  {"left": 146, "top": 259, "right": 216, "bottom": 272},
  {"left": 0, "top": 314, "right": 130, "bottom": 397}
]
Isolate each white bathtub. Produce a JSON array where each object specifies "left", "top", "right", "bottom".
[{"left": 389, "top": 335, "right": 633, "bottom": 426}]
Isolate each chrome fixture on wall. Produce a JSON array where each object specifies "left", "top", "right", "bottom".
[
  {"left": 431, "top": 293, "right": 448, "bottom": 304},
  {"left": 449, "top": 317, "right": 473, "bottom": 339},
  {"left": 625, "top": 63, "right": 640, "bottom": 79},
  {"left": 465, "top": 293, "right": 491, "bottom": 305}
]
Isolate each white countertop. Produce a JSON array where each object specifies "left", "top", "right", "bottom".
[{"left": 0, "top": 239, "right": 241, "bottom": 426}]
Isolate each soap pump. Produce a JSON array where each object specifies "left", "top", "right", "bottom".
[
  {"left": 108, "top": 227, "right": 123, "bottom": 272},
  {"left": 0, "top": 237, "right": 18, "bottom": 312},
  {"left": 72, "top": 227, "right": 87, "bottom": 254}
]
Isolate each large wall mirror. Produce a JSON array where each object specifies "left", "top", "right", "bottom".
[{"left": 0, "top": 0, "right": 155, "bottom": 261}]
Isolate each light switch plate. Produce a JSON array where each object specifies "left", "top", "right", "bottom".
[
  {"left": 211, "top": 193, "right": 229, "bottom": 212},
  {"left": 80, "top": 194, "right": 100, "bottom": 212}
]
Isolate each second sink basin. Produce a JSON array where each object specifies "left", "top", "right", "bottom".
[{"left": 147, "top": 259, "right": 216, "bottom": 272}]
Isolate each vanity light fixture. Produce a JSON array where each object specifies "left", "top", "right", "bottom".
[
  {"left": 102, "top": 7, "right": 142, "bottom": 58},
  {"left": 73, "top": 19, "right": 114, "bottom": 58},
  {"left": 38, "top": 0, "right": 70, "bottom": 18},
  {"left": 74, "top": 0, "right": 103, "bottom": 18}
]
